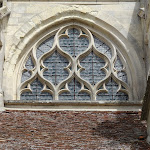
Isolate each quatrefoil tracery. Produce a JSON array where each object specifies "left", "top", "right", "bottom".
[{"left": 20, "top": 25, "right": 129, "bottom": 101}]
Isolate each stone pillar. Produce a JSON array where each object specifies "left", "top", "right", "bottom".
[
  {"left": 145, "top": 0, "right": 150, "bottom": 76},
  {"left": 145, "top": 0, "right": 150, "bottom": 144},
  {"left": 147, "top": 111, "right": 150, "bottom": 144},
  {"left": 0, "top": 35, "right": 4, "bottom": 110},
  {"left": 146, "top": 2, "right": 150, "bottom": 144},
  {"left": 140, "top": 0, "right": 150, "bottom": 144},
  {"left": 0, "top": 1, "right": 10, "bottom": 111}
]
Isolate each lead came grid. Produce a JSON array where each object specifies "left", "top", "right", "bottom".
[
  {"left": 59, "top": 28, "right": 89, "bottom": 57},
  {"left": 20, "top": 27, "right": 129, "bottom": 101},
  {"left": 97, "top": 77, "right": 128, "bottom": 101},
  {"left": 59, "top": 77, "right": 91, "bottom": 101},
  {"left": 36, "top": 36, "right": 54, "bottom": 59},
  {"left": 94, "top": 35, "right": 112, "bottom": 59},
  {"left": 21, "top": 56, "right": 34, "bottom": 83},
  {"left": 115, "top": 56, "right": 128, "bottom": 83},
  {"left": 43, "top": 51, "right": 69, "bottom": 85},
  {"left": 21, "top": 79, "right": 53, "bottom": 100},
  {"left": 21, "top": 71, "right": 31, "bottom": 83},
  {"left": 80, "top": 51, "right": 106, "bottom": 85}
]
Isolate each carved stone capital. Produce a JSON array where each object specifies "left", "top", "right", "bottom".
[
  {"left": 138, "top": 8, "right": 145, "bottom": 19},
  {"left": 0, "top": 6, "right": 10, "bottom": 20}
]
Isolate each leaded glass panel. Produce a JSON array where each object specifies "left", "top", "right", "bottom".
[
  {"left": 59, "top": 28, "right": 89, "bottom": 57},
  {"left": 80, "top": 51, "right": 106, "bottom": 85},
  {"left": 115, "top": 56, "right": 128, "bottom": 83},
  {"left": 20, "top": 26, "right": 129, "bottom": 101},
  {"left": 21, "top": 56, "right": 34, "bottom": 83},
  {"left": 21, "top": 71, "right": 31, "bottom": 83},
  {"left": 94, "top": 35, "right": 112, "bottom": 59},
  {"left": 21, "top": 78, "right": 53, "bottom": 100},
  {"left": 36, "top": 36, "right": 54, "bottom": 59},
  {"left": 97, "top": 77, "right": 128, "bottom": 101},
  {"left": 25, "top": 56, "right": 34, "bottom": 70},
  {"left": 59, "top": 78, "right": 90, "bottom": 101},
  {"left": 43, "top": 51, "right": 69, "bottom": 85}
]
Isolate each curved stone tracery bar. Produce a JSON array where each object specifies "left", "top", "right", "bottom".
[{"left": 20, "top": 25, "right": 129, "bottom": 101}]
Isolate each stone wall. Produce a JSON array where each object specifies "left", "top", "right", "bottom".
[
  {"left": 0, "top": 0, "right": 149, "bottom": 148},
  {"left": 6, "top": 2, "right": 143, "bottom": 57},
  {"left": 141, "top": 0, "right": 150, "bottom": 145},
  {"left": 147, "top": 0, "right": 150, "bottom": 75},
  {"left": 2, "top": 1, "right": 146, "bottom": 102},
  {"left": 143, "top": 0, "right": 150, "bottom": 75}
]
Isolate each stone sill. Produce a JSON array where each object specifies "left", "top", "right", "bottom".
[
  {"left": 4, "top": 100, "right": 142, "bottom": 111},
  {"left": 7, "top": 0, "right": 140, "bottom": 4},
  {"left": 5, "top": 100, "right": 142, "bottom": 106}
]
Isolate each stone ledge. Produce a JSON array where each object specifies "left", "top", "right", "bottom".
[
  {"left": 5, "top": 100, "right": 142, "bottom": 106},
  {"left": 4, "top": 100, "right": 142, "bottom": 111},
  {"left": 7, "top": 0, "right": 140, "bottom": 4}
]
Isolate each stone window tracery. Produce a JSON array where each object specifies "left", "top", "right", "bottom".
[{"left": 19, "top": 25, "right": 130, "bottom": 101}]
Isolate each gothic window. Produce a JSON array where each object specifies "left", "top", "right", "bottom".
[{"left": 19, "top": 25, "right": 130, "bottom": 101}]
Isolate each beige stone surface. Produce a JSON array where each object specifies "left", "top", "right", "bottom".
[
  {"left": 2, "top": 2, "right": 145, "bottom": 103},
  {"left": 6, "top": 2, "right": 142, "bottom": 55},
  {"left": 1, "top": 0, "right": 150, "bottom": 145},
  {"left": 0, "top": 1, "right": 145, "bottom": 105}
]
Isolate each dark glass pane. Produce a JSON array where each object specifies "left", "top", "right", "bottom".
[
  {"left": 43, "top": 51, "right": 69, "bottom": 85},
  {"left": 80, "top": 51, "right": 106, "bottom": 85},
  {"left": 21, "top": 71, "right": 31, "bottom": 83},
  {"left": 94, "top": 35, "right": 112, "bottom": 59},
  {"left": 21, "top": 56, "right": 34, "bottom": 83},
  {"left": 36, "top": 36, "right": 54, "bottom": 59},
  {"left": 59, "top": 28, "right": 89, "bottom": 57},
  {"left": 59, "top": 78, "right": 90, "bottom": 101},
  {"left": 114, "top": 56, "right": 123, "bottom": 71},
  {"left": 115, "top": 56, "right": 128, "bottom": 83},
  {"left": 97, "top": 77, "right": 128, "bottom": 101},
  {"left": 21, "top": 78, "right": 53, "bottom": 100},
  {"left": 25, "top": 56, "right": 34, "bottom": 70},
  {"left": 118, "top": 71, "right": 127, "bottom": 83}
]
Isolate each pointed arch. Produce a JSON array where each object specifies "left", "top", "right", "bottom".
[{"left": 3, "top": 6, "right": 146, "bottom": 101}]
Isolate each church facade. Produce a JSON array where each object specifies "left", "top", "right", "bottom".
[{"left": 0, "top": 0, "right": 150, "bottom": 149}]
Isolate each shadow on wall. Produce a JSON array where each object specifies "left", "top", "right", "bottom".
[
  {"left": 0, "top": 111, "right": 149, "bottom": 149},
  {"left": 126, "top": 2, "right": 147, "bottom": 101},
  {"left": 127, "top": 2, "right": 144, "bottom": 59},
  {"left": 92, "top": 112, "right": 149, "bottom": 149}
]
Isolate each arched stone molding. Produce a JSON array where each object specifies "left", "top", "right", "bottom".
[
  {"left": 6, "top": 5, "right": 141, "bottom": 58},
  {"left": 3, "top": 5, "right": 146, "bottom": 102}
]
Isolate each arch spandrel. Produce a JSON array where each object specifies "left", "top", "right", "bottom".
[{"left": 3, "top": 6, "right": 146, "bottom": 102}]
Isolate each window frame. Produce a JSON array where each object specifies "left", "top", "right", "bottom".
[{"left": 16, "top": 23, "right": 132, "bottom": 102}]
